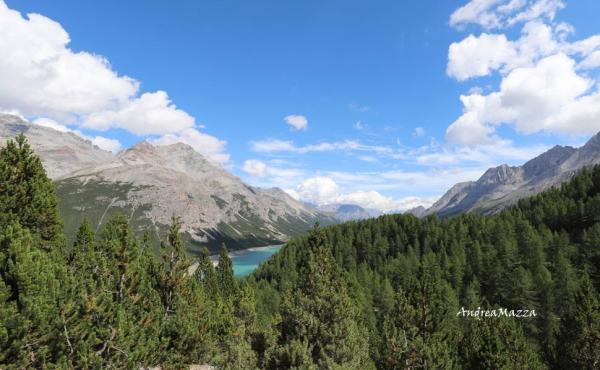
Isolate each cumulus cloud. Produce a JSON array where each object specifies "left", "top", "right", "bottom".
[
  {"left": 447, "top": 21, "right": 560, "bottom": 80},
  {"left": 242, "top": 159, "right": 267, "bottom": 177},
  {"left": 0, "top": 1, "right": 228, "bottom": 160},
  {"left": 83, "top": 91, "right": 195, "bottom": 135},
  {"left": 90, "top": 136, "right": 123, "bottom": 153},
  {"left": 291, "top": 176, "right": 437, "bottom": 212},
  {"left": 447, "top": 53, "right": 600, "bottom": 145},
  {"left": 447, "top": 1, "right": 600, "bottom": 147},
  {"left": 337, "top": 191, "right": 438, "bottom": 213},
  {"left": 296, "top": 177, "right": 341, "bottom": 205},
  {"left": 284, "top": 115, "right": 308, "bottom": 131},
  {"left": 448, "top": 33, "right": 517, "bottom": 80},
  {"left": 0, "top": 1, "right": 137, "bottom": 120}
]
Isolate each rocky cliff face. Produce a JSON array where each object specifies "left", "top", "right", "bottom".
[
  {"left": 0, "top": 113, "right": 334, "bottom": 253},
  {"left": 426, "top": 135, "right": 598, "bottom": 216},
  {"left": 0, "top": 114, "right": 114, "bottom": 179}
]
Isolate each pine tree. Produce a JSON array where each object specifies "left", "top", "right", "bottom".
[
  {"left": 69, "top": 218, "right": 95, "bottom": 272},
  {"left": 0, "top": 134, "right": 63, "bottom": 250},
  {"left": 216, "top": 243, "right": 237, "bottom": 298},
  {"left": 0, "top": 135, "right": 70, "bottom": 367},
  {"left": 0, "top": 222, "right": 67, "bottom": 367},
  {"left": 158, "top": 216, "right": 215, "bottom": 366},
  {"left": 460, "top": 316, "right": 545, "bottom": 370},
  {"left": 268, "top": 224, "right": 373, "bottom": 369},
  {"left": 559, "top": 274, "right": 600, "bottom": 369}
]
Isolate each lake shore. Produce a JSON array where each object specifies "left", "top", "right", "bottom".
[{"left": 209, "top": 244, "right": 283, "bottom": 276}]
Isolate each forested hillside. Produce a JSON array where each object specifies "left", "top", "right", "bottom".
[
  {"left": 1, "top": 135, "right": 598, "bottom": 369},
  {"left": 248, "top": 165, "right": 600, "bottom": 369}
]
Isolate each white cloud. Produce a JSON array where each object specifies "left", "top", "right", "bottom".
[
  {"left": 337, "top": 191, "right": 438, "bottom": 213},
  {"left": 450, "top": 0, "right": 503, "bottom": 30},
  {"left": 579, "top": 50, "right": 600, "bottom": 70},
  {"left": 0, "top": 1, "right": 137, "bottom": 120},
  {"left": 90, "top": 136, "right": 122, "bottom": 153},
  {"left": 32, "top": 117, "right": 122, "bottom": 153},
  {"left": 83, "top": 91, "right": 195, "bottom": 135},
  {"left": 447, "top": 21, "right": 560, "bottom": 80},
  {"left": 447, "top": 53, "right": 600, "bottom": 144},
  {"left": 292, "top": 176, "right": 438, "bottom": 212},
  {"left": 250, "top": 138, "right": 394, "bottom": 156},
  {"left": 448, "top": 33, "right": 517, "bottom": 80},
  {"left": 450, "top": 0, "right": 564, "bottom": 30},
  {"left": 242, "top": 159, "right": 267, "bottom": 177},
  {"left": 283, "top": 188, "right": 300, "bottom": 200},
  {"left": 358, "top": 155, "right": 378, "bottom": 163},
  {"left": 505, "top": 0, "right": 564, "bottom": 27},
  {"left": 413, "top": 127, "right": 426, "bottom": 138},
  {"left": 296, "top": 177, "right": 341, "bottom": 205},
  {"left": 33, "top": 117, "right": 70, "bottom": 132},
  {"left": 446, "top": 0, "right": 600, "bottom": 154},
  {"left": 151, "top": 127, "right": 229, "bottom": 163},
  {"left": 0, "top": 1, "right": 229, "bottom": 159},
  {"left": 284, "top": 114, "right": 308, "bottom": 131},
  {"left": 415, "top": 139, "right": 549, "bottom": 166}
]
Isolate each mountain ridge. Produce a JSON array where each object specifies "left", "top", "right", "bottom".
[{"left": 426, "top": 132, "right": 600, "bottom": 216}]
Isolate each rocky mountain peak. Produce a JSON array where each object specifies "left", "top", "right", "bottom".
[
  {"left": 522, "top": 144, "right": 575, "bottom": 178},
  {"left": 478, "top": 164, "right": 519, "bottom": 185},
  {"left": 1, "top": 113, "right": 115, "bottom": 179},
  {"left": 576, "top": 130, "right": 600, "bottom": 160},
  {"left": 118, "top": 141, "right": 163, "bottom": 165},
  {"left": 0, "top": 113, "right": 27, "bottom": 125}
]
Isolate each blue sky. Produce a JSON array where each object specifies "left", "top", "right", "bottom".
[{"left": 2, "top": 0, "right": 600, "bottom": 211}]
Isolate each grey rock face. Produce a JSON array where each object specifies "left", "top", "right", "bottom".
[
  {"left": 404, "top": 205, "right": 426, "bottom": 218},
  {"left": 0, "top": 113, "right": 115, "bottom": 179},
  {"left": 426, "top": 134, "right": 600, "bottom": 216}
]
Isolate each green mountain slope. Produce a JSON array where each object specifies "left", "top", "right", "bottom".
[
  {"left": 56, "top": 176, "right": 333, "bottom": 254},
  {"left": 248, "top": 164, "right": 600, "bottom": 369}
]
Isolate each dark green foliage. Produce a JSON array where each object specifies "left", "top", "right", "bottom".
[
  {"left": 0, "top": 134, "right": 63, "bottom": 249},
  {"left": 216, "top": 243, "right": 237, "bottom": 297},
  {"left": 250, "top": 165, "right": 600, "bottom": 369},
  {"left": 265, "top": 224, "right": 373, "bottom": 369},
  {"left": 0, "top": 222, "right": 67, "bottom": 368}
]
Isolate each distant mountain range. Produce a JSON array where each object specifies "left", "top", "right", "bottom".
[
  {"left": 6, "top": 113, "right": 598, "bottom": 248},
  {"left": 316, "top": 203, "right": 382, "bottom": 222},
  {"left": 426, "top": 132, "right": 600, "bottom": 216},
  {"left": 0, "top": 114, "right": 334, "bottom": 253}
]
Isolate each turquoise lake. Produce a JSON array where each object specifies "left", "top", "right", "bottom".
[{"left": 212, "top": 245, "right": 283, "bottom": 277}]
